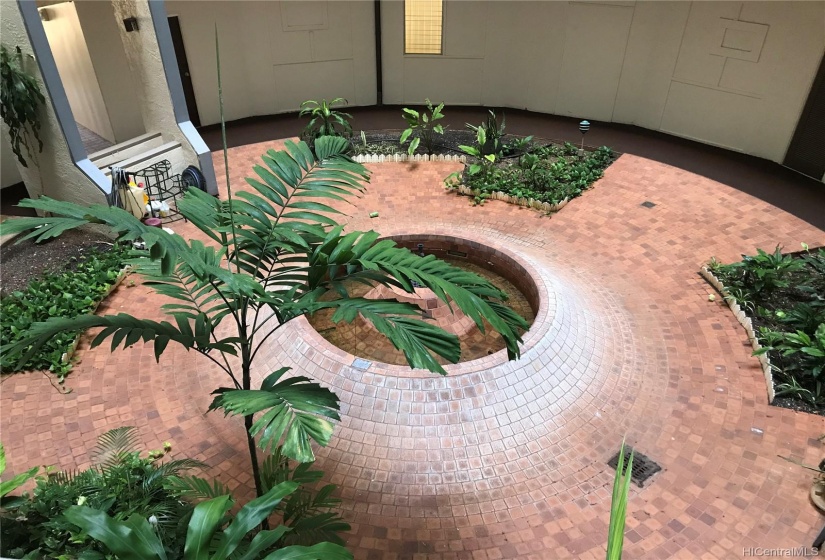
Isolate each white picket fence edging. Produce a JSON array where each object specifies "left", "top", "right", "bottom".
[
  {"left": 451, "top": 185, "right": 571, "bottom": 213},
  {"left": 700, "top": 266, "right": 775, "bottom": 403},
  {"left": 352, "top": 153, "right": 466, "bottom": 163}
]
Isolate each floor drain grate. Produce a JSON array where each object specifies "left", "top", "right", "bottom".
[
  {"left": 607, "top": 446, "right": 661, "bottom": 487},
  {"left": 351, "top": 358, "right": 372, "bottom": 370},
  {"left": 640, "top": 201, "right": 656, "bottom": 208}
]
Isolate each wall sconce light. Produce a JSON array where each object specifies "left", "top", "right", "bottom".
[
  {"left": 38, "top": 7, "right": 51, "bottom": 22},
  {"left": 123, "top": 17, "right": 139, "bottom": 32}
]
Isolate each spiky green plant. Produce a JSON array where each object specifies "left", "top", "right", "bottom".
[{"left": 606, "top": 442, "right": 634, "bottom": 560}]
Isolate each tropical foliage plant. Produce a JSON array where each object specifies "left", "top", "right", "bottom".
[
  {"left": 450, "top": 126, "right": 497, "bottom": 184},
  {"left": 710, "top": 245, "right": 825, "bottom": 408},
  {"left": 720, "top": 245, "right": 806, "bottom": 297},
  {"left": 0, "top": 427, "right": 203, "bottom": 558},
  {"left": 0, "top": 38, "right": 526, "bottom": 554},
  {"left": 0, "top": 45, "right": 44, "bottom": 167},
  {"left": 1, "top": 243, "right": 131, "bottom": 380},
  {"left": 299, "top": 98, "right": 353, "bottom": 146},
  {"left": 399, "top": 98, "right": 445, "bottom": 155},
  {"left": 1, "top": 428, "right": 351, "bottom": 559},
  {"left": 64, "top": 481, "right": 351, "bottom": 560},
  {"left": 466, "top": 110, "right": 505, "bottom": 157}
]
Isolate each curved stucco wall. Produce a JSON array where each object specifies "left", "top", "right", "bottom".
[
  {"left": 381, "top": 1, "right": 825, "bottom": 164},
  {"left": 169, "top": 1, "right": 823, "bottom": 165},
  {"left": 165, "top": 0, "right": 377, "bottom": 126}
]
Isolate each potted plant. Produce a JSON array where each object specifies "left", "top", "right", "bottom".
[{"left": 0, "top": 45, "right": 44, "bottom": 168}]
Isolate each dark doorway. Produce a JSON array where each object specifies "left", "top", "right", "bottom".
[
  {"left": 167, "top": 16, "right": 200, "bottom": 128},
  {"left": 784, "top": 52, "right": 825, "bottom": 181}
]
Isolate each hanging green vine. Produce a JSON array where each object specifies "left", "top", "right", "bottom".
[{"left": 0, "top": 45, "right": 45, "bottom": 168}]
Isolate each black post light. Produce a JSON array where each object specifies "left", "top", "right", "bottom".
[{"left": 579, "top": 120, "right": 590, "bottom": 154}]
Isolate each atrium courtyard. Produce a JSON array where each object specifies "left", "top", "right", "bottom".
[{"left": 3, "top": 107, "right": 825, "bottom": 558}]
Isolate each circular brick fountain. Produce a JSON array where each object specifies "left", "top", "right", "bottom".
[{"left": 307, "top": 234, "right": 540, "bottom": 366}]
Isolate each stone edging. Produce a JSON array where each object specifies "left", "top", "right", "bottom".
[
  {"left": 451, "top": 185, "right": 571, "bottom": 213},
  {"left": 352, "top": 153, "right": 466, "bottom": 163},
  {"left": 700, "top": 266, "right": 775, "bottom": 403},
  {"left": 60, "top": 267, "right": 131, "bottom": 368}
]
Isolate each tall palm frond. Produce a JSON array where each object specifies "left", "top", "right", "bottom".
[{"left": 164, "top": 475, "right": 231, "bottom": 502}]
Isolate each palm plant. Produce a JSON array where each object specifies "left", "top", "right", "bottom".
[
  {"left": 1, "top": 141, "right": 527, "bottom": 503},
  {"left": 299, "top": 98, "right": 353, "bottom": 145}
]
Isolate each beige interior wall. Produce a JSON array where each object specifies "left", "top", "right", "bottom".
[
  {"left": 1, "top": 134, "right": 24, "bottom": 189},
  {"left": 74, "top": 0, "right": 145, "bottom": 144},
  {"left": 0, "top": 1, "right": 106, "bottom": 206},
  {"left": 41, "top": 2, "right": 116, "bottom": 143},
  {"left": 382, "top": 0, "right": 825, "bottom": 163},
  {"left": 165, "top": 0, "right": 377, "bottom": 126}
]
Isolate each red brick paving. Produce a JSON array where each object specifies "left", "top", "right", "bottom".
[{"left": 2, "top": 140, "right": 825, "bottom": 559}]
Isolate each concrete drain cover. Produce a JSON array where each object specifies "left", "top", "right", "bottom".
[{"left": 608, "top": 446, "right": 661, "bottom": 487}]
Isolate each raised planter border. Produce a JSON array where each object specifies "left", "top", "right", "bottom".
[
  {"left": 699, "top": 266, "right": 775, "bottom": 403},
  {"left": 352, "top": 153, "right": 465, "bottom": 163},
  {"left": 59, "top": 266, "right": 131, "bottom": 369}
]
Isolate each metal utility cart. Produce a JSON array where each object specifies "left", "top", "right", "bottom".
[{"left": 108, "top": 160, "right": 207, "bottom": 224}]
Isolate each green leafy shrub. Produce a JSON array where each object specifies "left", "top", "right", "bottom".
[
  {"left": 755, "top": 324, "right": 825, "bottom": 404},
  {"left": 447, "top": 144, "right": 615, "bottom": 207},
  {"left": 299, "top": 98, "right": 353, "bottom": 146},
  {"left": 65, "top": 482, "right": 351, "bottom": 560},
  {"left": 1, "top": 428, "right": 352, "bottom": 559},
  {"left": 466, "top": 110, "right": 505, "bottom": 157},
  {"left": 720, "top": 245, "right": 807, "bottom": 297},
  {"left": 400, "top": 99, "right": 445, "bottom": 155},
  {"left": 502, "top": 135, "right": 534, "bottom": 157},
  {"left": 710, "top": 245, "right": 824, "bottom": 409},
  {"left": 0, "top": 243, "right": 130, "bottom": 379},
  {"left": 0, "top": 427, "right": 202, "bottom": 558},
  {"left": 456, "top": 126, "right": 497, "bottom": 181}
]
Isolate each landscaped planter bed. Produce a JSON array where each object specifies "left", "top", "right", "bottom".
[
  {"left": 703, "top": 246, "right": 825, "bottom": 416},
  {"left": 0, "top": 240, "right": 131, "bottom": 381},
  {"left": 350, "top": 129, "right": 618, "bottom": 213}
]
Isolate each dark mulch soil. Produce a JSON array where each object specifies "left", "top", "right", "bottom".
[
  {"left": 772, "top": 396, "right": 825, "bottom": 415},
  {"left": 0, "top": 228, "right": 113, "bottom": 297}
]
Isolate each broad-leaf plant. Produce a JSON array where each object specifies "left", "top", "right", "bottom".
[{"left": 0, "top": 45, "right": 44, "bottom": 167}]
